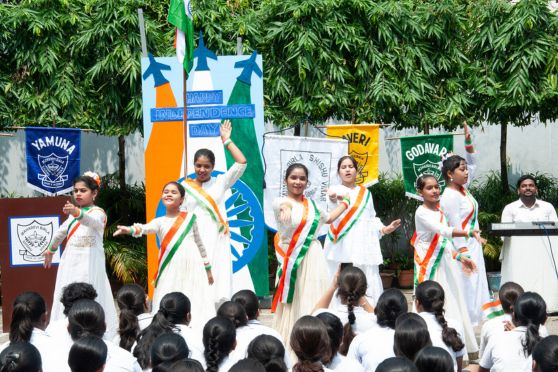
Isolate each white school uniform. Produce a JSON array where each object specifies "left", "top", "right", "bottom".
[
  {"left": 479, "top": 326, "right": 540, "bottom": 372},
  {"left": 346, "top": 325, "right": 395, "bottom": 372},
  {"left": 328, "top": 353, "right": 364, "bottom": 371},
  {"left": 229, "top": 325, "right": 259, "bottom": 362},
  {"left": 175, "top": 324, "right": 205, "bottom": 367},
  {"left": 479, "top": 313, "right": 549, "bottom": 358},
  {"left": 216, "top": 355, "right": 237, "bottom": 372},
  {"left": 418, "top": 312, "right": 466, "bottom": 372},
  {"left": 313, "top": 306, "right": 377, "bottom": 335}
]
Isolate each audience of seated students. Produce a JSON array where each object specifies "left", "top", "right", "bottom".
[
  {"left": 46, "top": 282, "right": 98, "bottom": 340},
  {"left": 532, "top": 335, "right": 558, "bottom": 372},
  {"left": 479, "top": 292, "right": 548, "bottom": 372},
  {"left": 315, "top": 312, "right": 364, "bottom": 371},
  {"left": 290, "top": 315, "right": 333, "bottom": 372},
  {"left": 347, "top": 288, "right": 408, "bottom": 371},
  {"left": 376, "top": 357, "right": 419, "bottom": 372},
  {"left": 414, "top": 346, "right": 454, "bottom": 372},
  {"left": 135, "top": 292, "right": 203, "bottom": 370},
  {"left": 228, "top": 358, "right": 266, "bottom": 372},
  {"left": 115, "top": 284, "right": 153, "bottom": 351},
  {"left": 393, "top": 313, "right": 432, "bottom": 362},
  {"left": 150, "top": 333, "right": 190, "bottom": 372},
  {"left": 247, "top": 335, "right": 288, "bottom": 372},
  {"left": 68, "top": 335, "right": 107, "bottom": 372},
  {"left": 64, "top": 299, "right": 141, "bottom": 372},
  {"left": 313, "top": 266, "right": 376, "bottom": 345},
  {"left": 0, "top": 342, "right": 42, "bottom": 372},
  {"left": 414, "top": 281, "right": 466, "bottom": 372},
  {"left": 203, "top": 317, "right": 237, "bottom": 372}
]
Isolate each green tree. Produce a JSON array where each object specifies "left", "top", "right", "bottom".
[{"left": 467, "top": 0, "right": 558, "bottom": 193}]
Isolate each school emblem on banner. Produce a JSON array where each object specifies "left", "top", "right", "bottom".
[
  {"left": 326, "top": 124, "right": 380, "bottom": 186},
  {"left": 25, "top": 127, "right": 81, "bottom": 195},
  {"left": 9, "top": 216, "right": 62, "bottom": 266},
  {"left": 400, "top": 134, "right": 453, "bottom": 200}
]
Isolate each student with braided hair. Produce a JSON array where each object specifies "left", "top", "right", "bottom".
[
  {"left": 312, "top": 266, "right": 376, "bottom": 355},
  {"left": 114, "top": 284, "right": 152, "bottom": 351},
  {"left": 347, "top": 289, "right": 408, "bottom": 371},
  {"left": 479, "top": 292, "right": 548, "bottom": 372},
  {"left": 414, "top": 281, "right": 465, "bottom": 372},
  {"left": 0, "top": 342, "right": 42, "bottom": 372},
  {"left": 203, "top": 317, "right": 237, "bottom": 372}
]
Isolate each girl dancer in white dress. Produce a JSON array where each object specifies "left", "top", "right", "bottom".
[
  {"left": 272, "top": 163, "right": 349, "bottom": 343},
  {"left": 324, "top": 155, "right": 401, "bottom": 304},
  {"left": 440, "top": 122, "right": 490, "bottom": 325},
  {"left": 113, "top": 181, "right": 214, "bottom": 330},
  {"left": 43, "top": 172, "right": 118, "bottom": 338},
  {"left": 181, "top": 119, "right": 247, "bottom": 304},
  {"left": 413, "top": 174, "right": 480, "bottom": 353}
]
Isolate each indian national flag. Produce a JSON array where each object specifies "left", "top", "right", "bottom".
[
  {"left": 482, "top": 299, "right": 505, "bottom": 320},
  {"left": 168, "top": 0, "right": 195, "bottom": 75}
]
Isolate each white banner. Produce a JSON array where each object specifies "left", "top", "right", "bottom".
[
  {"left": 263, "top": 134, "right": 348, "bottom": 235},
  {"left": 9, "top": 216, "right": 62, "bottom": 266}
]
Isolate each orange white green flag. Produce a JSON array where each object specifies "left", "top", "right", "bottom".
[{"left": 168, "top": 0, "right": 195, "bottom": 75}]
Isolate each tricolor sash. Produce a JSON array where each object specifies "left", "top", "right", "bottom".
[
  {"left": 183, "top": 179, "right": 229, "bottom": 234},
  {"left": 459, "top": 187, "right": 478, "bottom": 236},
  {"left": 411, "top": 210, "right": 448, "bottom": 287},
  {"left": 327, "top": 186, "right": 371, "bottom": 243},
  {"left": 482, "top": 299, "right": 505, "bottom": 320},
  {"left": 272, "top": 198, "right": 321, "bottom": 312},
  {"left": 153, "top": 211, "right": 197, "bottom": 287},
  {"left": 66, "top": 207, "right": 106, "bottom": 243}
]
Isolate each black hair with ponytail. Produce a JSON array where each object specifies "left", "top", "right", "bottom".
[
  {"left": 116, "top": 283, "right": 147, "bottom": 350},
  {"left": 513, "top": 292, "right": 547, "bottom": 357},
  {"left": 247, "top": 335, "right": 287, "bottom": 372},
  {"left": 415, "top": 280, "right": 464, "bottom": 352},
  {"left": 67, "top": 299, "right": 106, "bottom": 340},
  {"left": 315, "top": 312, "right": 343, "bottom": 365},
  {"left": 290, "top": 315, "right": 331, "bottom": 372},
  {"left": 375, "top": 289, "right": 409, "bottom": 329},
  {"left": 394, "top": 313, "right": 432, "bottom": 361},
  {"left": 336, "top": 266, "right": 367, "bottom": 355},
  {"left": 203, "top": 317, "right": 236, "bottom": 372},
  {"left": 217, "top": 301, "right": 248, "bottom": 328},
  {"left": 134, "top": 292, "right": 191, "bottom": 369},
  {"left": 0, "top": 342, "right": 42, "bottom": 372},
  {"left": 68, "top": 335, "right": 108, "bottom": 372},
  {"left": 151, "top": 333, "right": 190, "bottom": 372},
  {"left": 231, "top": 289, "right": 259, "bottom": 320},
  {"left": 9, "top": 292, "right": 46, "bottom": 343}
]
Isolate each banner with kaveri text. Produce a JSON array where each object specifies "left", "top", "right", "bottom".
[
  {"left": 326, "top": 124, "right": 380, "bottom": 186},
  {"left": 400, "top": 134, "right": 453, "bottom": 200}
]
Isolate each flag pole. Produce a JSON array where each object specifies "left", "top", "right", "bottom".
[{"left": 183, "top": 68, "right": 188, "bottom": 178}]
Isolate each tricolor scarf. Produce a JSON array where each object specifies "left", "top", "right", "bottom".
[
  {"left": 327, "top": 185, "right": 371, "bottom": 244},
  {"left": 482, "top": 299, "right": 505, "bottom": 320},
  {"left": 411, "top": 209, "right": 449, "bottom": 287},
  {"left": 272, "top": 198, "right": 321, "bottom": 312},
  {"left": 66, "top": 207, "right": 106, "bottom": 243},
  {"left": 183, "top": 179, "right": 229, "bottom": 234},
  {"left": 459, "top": 187, "right": 478, "bottom": 236},
  {"left": 153, "top": 211, "right": 197, "bottom": 287}
]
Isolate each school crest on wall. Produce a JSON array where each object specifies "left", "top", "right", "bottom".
[{"left": 9, "top": 216, "right": 61, "bottom": 266}]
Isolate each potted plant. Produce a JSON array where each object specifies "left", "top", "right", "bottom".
[
  {"left": 395, "top": 253, "right": 414, "bottom": 289},
  {"left": 380, "top": 258, "right": 395, "bottom": 289}
]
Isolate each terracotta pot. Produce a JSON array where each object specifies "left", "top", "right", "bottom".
[
  {"left": 380, "top": 272, "right": 394, "bottom": 289},
  {"left": 397, "top": 269, "right": 414, "bottom": 289}
]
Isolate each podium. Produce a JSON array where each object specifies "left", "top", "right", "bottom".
[
  {"left": 0, "top": 196, "right": 67, "bottom": 331},
  {"left": 490, "top": 222, "right": 558, "bottom": 312}
]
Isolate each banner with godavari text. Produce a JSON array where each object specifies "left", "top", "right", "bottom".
[{"left": 326, "top": 124, "right": 380, "bottom": 186}]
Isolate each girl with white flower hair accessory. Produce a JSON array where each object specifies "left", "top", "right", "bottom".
[{"left": 43, "top": 171, "right": 118, "bottom": 339}]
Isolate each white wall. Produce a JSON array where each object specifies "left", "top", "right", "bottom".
[{"left": 1, "top": 121, "right": 556, "bottom": 196}]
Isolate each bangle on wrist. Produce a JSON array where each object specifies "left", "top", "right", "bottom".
[
  {"left": 47, "top": 245, "right": 57, "bottom": 253},
  {"left": 205, "top": 264, "right": 212, "bottom": 271},
  {"left": 223, "top": 139, "right": 232, "bottom": 147},
  {"left": 340, "top": 200, "right": 349, "bottom": 209},
  {"left": 465, "top": 138, "right": 473, "bottom": 145},
  {"left": 74, "top": 208, "right": 83, "bottom": 219}
]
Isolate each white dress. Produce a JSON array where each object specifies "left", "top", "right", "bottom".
[
  {"left": 324, "top": 185, "right": 385, "bottom": 304},
  {"left": 181, "top": 162, "right": 247, "bottom": 303},
  {"left": 440, "top": 152, "right": 490, "bottom": 325},
  {"left": 49, "top": 206, "right": 118, "bottom": 339},
  {"left": 272, "top": 197, "right": 330, "bottom": 344},
  {"left": 414, "top": 205, "right": 478, "bottom": 353},
  {"left": 132, "top": 216, "right": 214, "bottom": 330},
  {"left": 501, "top": 199, "right": 558, "bottom": 312}
]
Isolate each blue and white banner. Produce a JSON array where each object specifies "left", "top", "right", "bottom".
[{"left": 25, "top": 127, "right": 81, "bottom": 195}]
